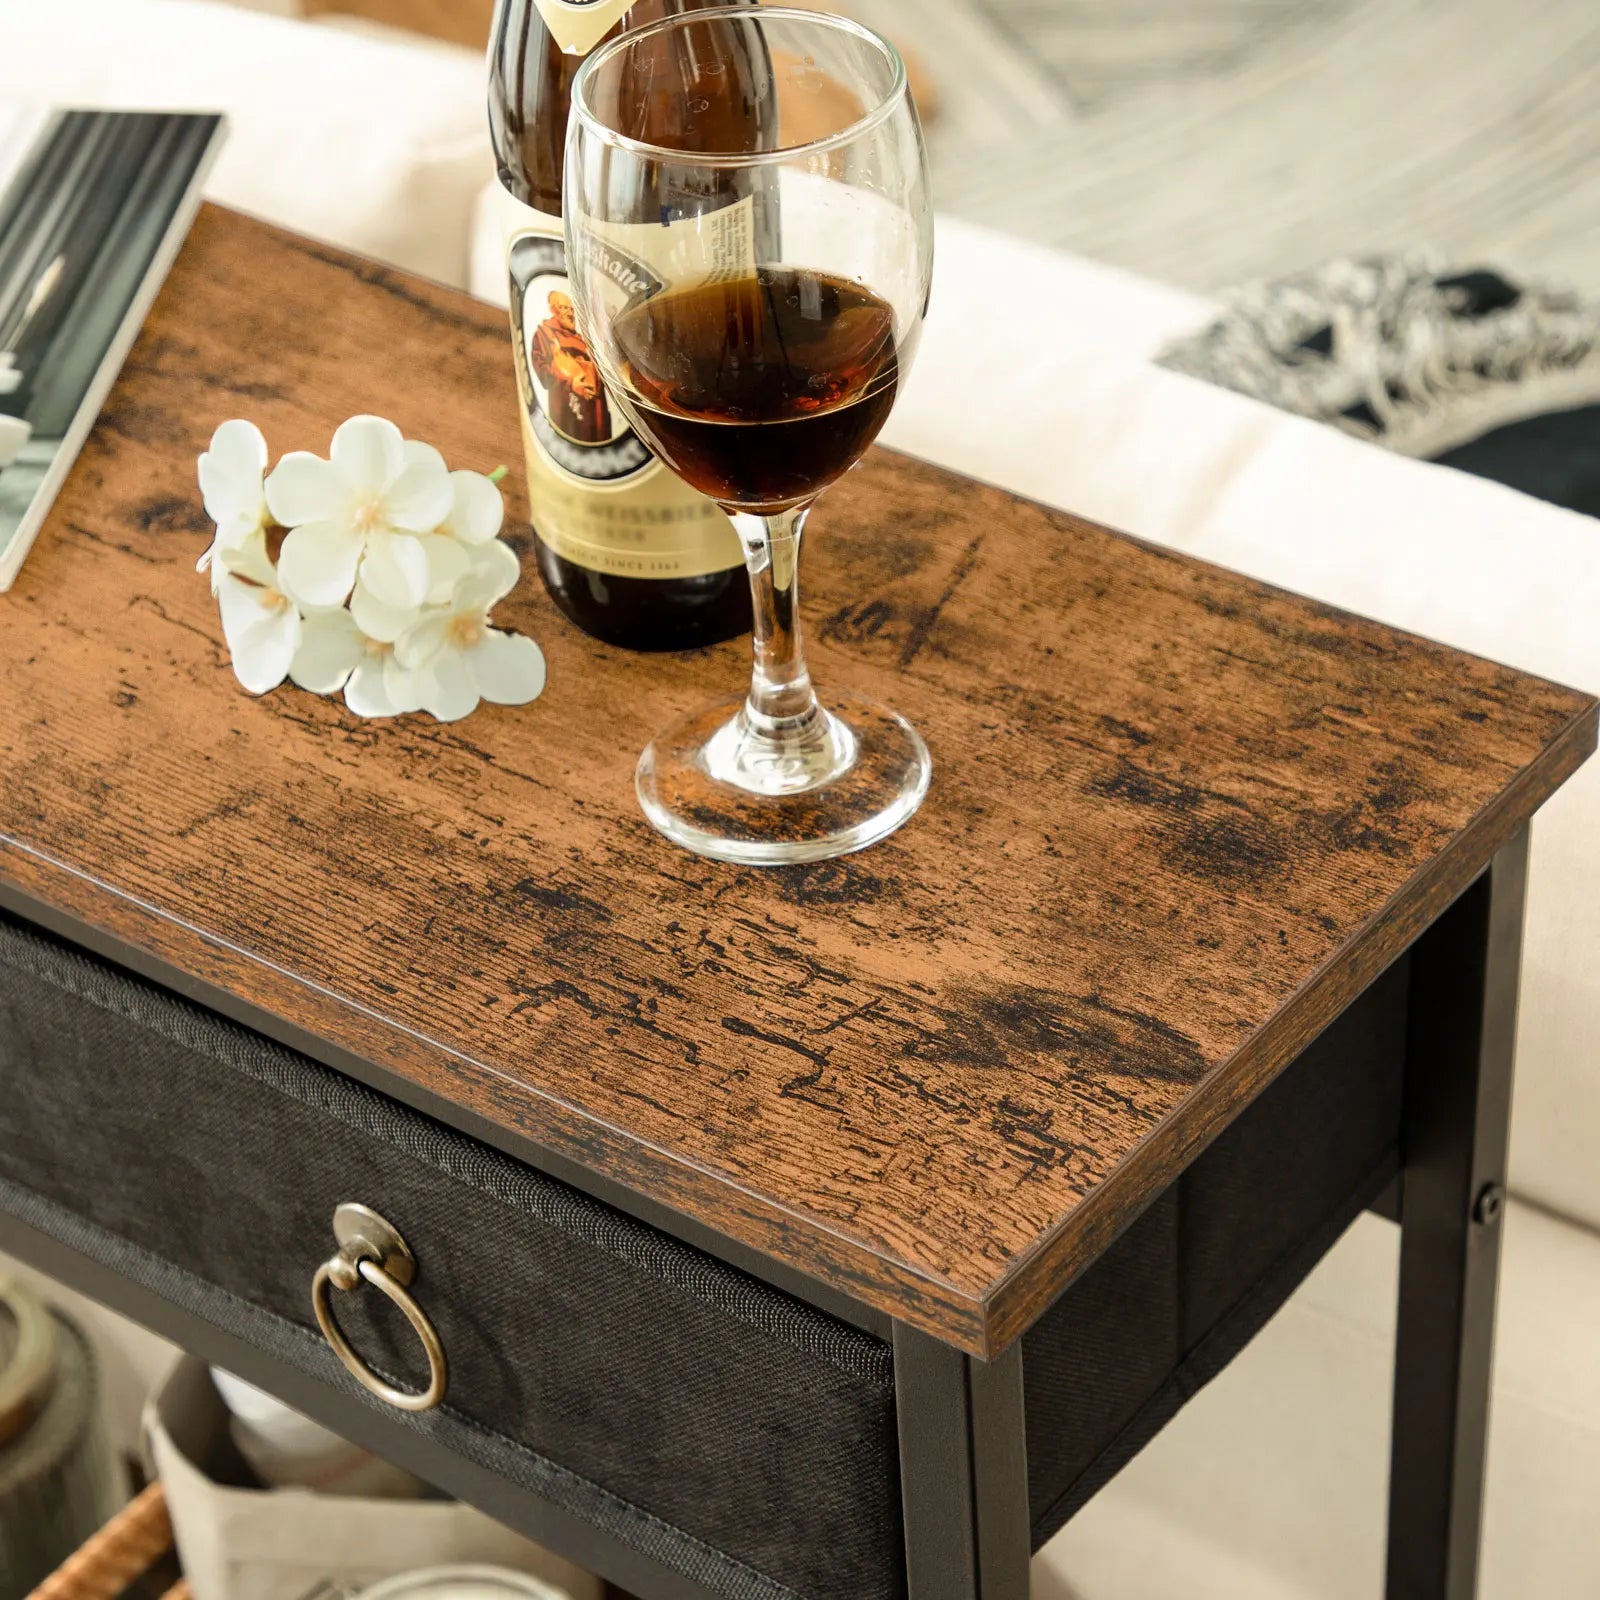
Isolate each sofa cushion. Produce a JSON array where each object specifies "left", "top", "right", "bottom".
[{"left": 2, "top": 0, "right": 491, "bottom": 288}]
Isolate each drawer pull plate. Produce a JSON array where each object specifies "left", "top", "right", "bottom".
[{"left": 311, "top": 1203, "right": 447, "bottom": 1413}]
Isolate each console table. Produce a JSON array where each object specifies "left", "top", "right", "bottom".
[{"left": 0, "top": 207, "right": 1592, "bottom": 1600}]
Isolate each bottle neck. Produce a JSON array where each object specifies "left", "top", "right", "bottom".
[{"left": 490, "top": 0, "right": 739, "bottom": 215}]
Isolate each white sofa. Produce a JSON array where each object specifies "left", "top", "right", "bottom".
[{"left": 6, "top": 5, "right": 1599, "bottom": 1597}]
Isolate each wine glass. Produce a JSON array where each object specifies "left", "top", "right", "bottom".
[{"left": 564, "top": 6, "right": 934, "bottom": 866}]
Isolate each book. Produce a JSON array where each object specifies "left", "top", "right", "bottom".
[{"left": 0, "top": 106, "right": 226, "bottom": 591}]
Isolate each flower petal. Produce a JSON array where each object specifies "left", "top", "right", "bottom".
[
  {"left": 383, "top": 653, "right": 423, "bottom": 715},
  {"left": 219, "top": 578, "right": 301, "bottom": 695},
  {"left": 402, "top": 439, "right": 448, "bottom": 477},
  {"left": 418, "top": 651, "right": 480, "bottom": 723},
  {"left": 445, "top": 471, "right": 504, "bottom": 544},
  {"left": 233, "top": 615, "right": 301, "bottom": 695},
  {"left": 217, "top": 529, "right": 276, "bottom": 589},
  {"left": 344, "top": 655, "right": 401, "bottom": 718},
  {"left": 197, "top": 531, "right": 226, "bottom": 593},
  {"left": 199, "top": 419, "right": 268, "bottom": 531},
  {"left": 265, "top": 451, "right": 343, "bottom": 528},
  {"left": 290, "top": 608, "right": 365, "bottom": 694},
  {"left": 216, "top": 571, "right": 271, "bottom": 652},
  {"left": 359, "top": 531, "right": 431, "bottom": 609},
  {"left": 205, "top": 418, "right": 268, "bottom": 480},
  {"left": 331, "top": 414, "right": 405, "bottom": 494},
  {"left": 394, "top": 610, "right": 451, "bottom": 670},
  {"left": 385, "top": 459, "right": 454, "bottom": 533},
  {"left": 456, "top": 539, "right": 521, "bottom": 613},
  {"left": 473, "top": 629, "right": 546, "bottom": 705},
  {"left": 277, "top": 520, "right": 364, "bottom": 609},
  {"left": 418, "top": 533, "right": 471, "bottom": 604},
  {"left": 350, "top": 577, "right": 421, "bottom": 644}
]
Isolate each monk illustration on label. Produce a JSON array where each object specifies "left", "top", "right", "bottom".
[{"left": 530, "top": 290, "right": 612, "bottom": 444}]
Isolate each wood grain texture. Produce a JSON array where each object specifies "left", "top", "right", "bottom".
[{"left": 0, "top": 208, "right": 1592, "bottom": 1355}]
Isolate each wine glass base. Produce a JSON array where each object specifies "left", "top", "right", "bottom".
[{"left": 636, "top": 691, "right": 931, "bottom": 866}]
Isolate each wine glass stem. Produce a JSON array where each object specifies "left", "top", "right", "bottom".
[{"left": 732, "top": 507, "right": 821, "bottom": 736}]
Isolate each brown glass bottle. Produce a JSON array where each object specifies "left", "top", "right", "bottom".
[{"left": 488, "top": 0, "right": 767, "bottom": 652}]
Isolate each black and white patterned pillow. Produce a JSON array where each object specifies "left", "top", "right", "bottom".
[{"left": 1161, "top": 256, "right": 1600, "bottom": 517}]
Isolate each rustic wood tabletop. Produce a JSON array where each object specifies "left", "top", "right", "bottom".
[{"left": 0, "top": 207, "right": 1591, "bottom": 1355}]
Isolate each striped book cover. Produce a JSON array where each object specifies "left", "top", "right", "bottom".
[{"left": 0, "top": 107, "right": 226, "bottom": 591}]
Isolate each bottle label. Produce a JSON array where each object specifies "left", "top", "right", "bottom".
[
  {"left": 504, "top": 202, "right": 745, "bottom": 580},
  {"left": 531, "top": 0, "right": 636, "bottom": 55}
]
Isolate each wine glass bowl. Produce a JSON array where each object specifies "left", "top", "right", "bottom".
[
  {"left": 565, "top": 7, "right": 934, "bottom": 864},
  {"left": 608, "top": 267, "right": 902, "bottom": 514}
]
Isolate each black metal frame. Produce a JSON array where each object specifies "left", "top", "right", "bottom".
[
  {"left": 0, "top": 833, "right": 1530, "bottom": 1600},
  {"left": 1386, "top": 829, "right": 1527, "bottom": 1600},
  {"left": 893, "top": 1327, "right": 1031, "bottom": 1599}
]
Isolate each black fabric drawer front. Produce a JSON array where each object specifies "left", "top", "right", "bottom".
[{"left": 0, "top": 913, "right": 900, "bottom": 1600}]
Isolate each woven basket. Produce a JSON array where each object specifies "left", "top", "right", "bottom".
[{"left": 24, "top": 1481, "right": 186, "bottom": 1600}]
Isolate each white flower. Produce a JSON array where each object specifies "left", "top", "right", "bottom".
[
  {"left": 196, "top": 420, "right": 269, "bottom": 594},
  {"left": 281, "top": 605, "right": 419, "bottom": 719},
  {"left": 347, "top": 575, "right": 420, "bottom": 646},
  {"left": 378, "top": 447, "right": 507, "bottom": 618},
  {"left": 385, "top": 457, "right": 506, "bottom": 618},
  {"left": 215, "top": 538, "right": 302, "bottom": 696},
  {"left": 201, "top": 414, "right": 544, "bottom": 722},
  {"left": 397, "top": 542, "right": 546, "bottom": 723},
  {"left": 267, "top": 415, "right": 453, "bottom": 612}
]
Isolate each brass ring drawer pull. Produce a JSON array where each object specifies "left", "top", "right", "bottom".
[{"left": 311, "top": 1203, "right": 447, "bottom": 1413}]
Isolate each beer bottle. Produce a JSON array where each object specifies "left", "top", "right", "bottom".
[{"left": 489, "top": 0, "right": 774, "bottom": 650}]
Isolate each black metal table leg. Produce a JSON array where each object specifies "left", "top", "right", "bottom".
[
  {"left": 1387, "top": 829, "right": 1529, "bottom": 1600},
  {"left": 894, "top": 1324, "right": 1032, "bottom": 1599}
]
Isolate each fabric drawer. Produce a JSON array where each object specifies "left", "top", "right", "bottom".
[
  {"left": 0, "top": 906, "right": 1410, "bottom": 1595},
  {"left": 0, "top": 912, "right": 900, "bottom": 1600}
]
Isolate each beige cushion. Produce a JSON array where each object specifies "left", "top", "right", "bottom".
[{"left": 2, "top": 0, "right": 492, "bottom": 288}]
